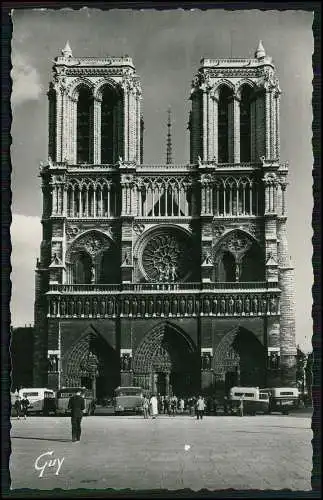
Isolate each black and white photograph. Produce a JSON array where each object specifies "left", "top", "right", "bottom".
[{"left": 6, "top": 5, "right": 317, "bottom": 495}]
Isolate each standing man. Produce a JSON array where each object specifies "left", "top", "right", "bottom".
[
  {"left": 68, "top": 390, "right": 85, "bottom": 442},
  {"left": 196, "top": 395, "right": 206, "bottom": 420},
  {"left": 142, "top": 394, "right": 149, "bottom": 419},
  {"left": 21, "top": 394, "right": 30, "bottom": 420},
  {"left": 14, "top": 396, "right": 22, "bottom": 420}
]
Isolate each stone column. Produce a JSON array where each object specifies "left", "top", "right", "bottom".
[
  {"left": 228, "top": 97, "right": 234, "bottom": 163},
  {"left": 203, "top": 91, "right": 208, "bottom": 161},
  {"left": 70, "top": 96, "right": 77, "bottom": 164},
  {"left": 93, "top": 95, "right": 102, "bottom": 164},
  {"left": 56, "top": 88, "right": 63, "bottom": 162},
  {"left": 275, "top": 91, "right": 281, "bottom": 160},
  {"left": 233, "top": 94, "right": 241, "bottom": 164},
  {"left": 211, "top": 95, "right": 218, "bottom": 162},
  {"left": 123, "top": 88, "right": 129, "bottom": 161},
  {"left": 265, "top": 90, "right": 272, "bottom": 159}
]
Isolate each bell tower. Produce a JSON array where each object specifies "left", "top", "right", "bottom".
[
  {"left": 189, "top": 41, "right": 296, "bottom": 387},
  {"left": 47, "top": 41, "right": 142, "bottom": 165}
]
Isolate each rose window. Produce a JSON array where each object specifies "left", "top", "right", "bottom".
[{"left": 141, "top": 231, "right": 192, "bottom": 282}]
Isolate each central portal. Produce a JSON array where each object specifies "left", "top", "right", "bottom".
[{"left": 132, "top": 322, "right": 198, "bottom": 397}]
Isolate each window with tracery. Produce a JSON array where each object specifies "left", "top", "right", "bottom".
[{"left": 141, "top": 230, "right": 194, "bottom": 282}]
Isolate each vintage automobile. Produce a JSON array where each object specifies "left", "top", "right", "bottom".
[
  {"left": 56, "top": 387, "right": 96, "bottom": 416},
  {"left": 260, "top": 387, "right": 299, "bottom": 414},
  {"left": 228, "top": 386, "right": 270, "bottom": 415},
  {"left": 11, "top": 388, "right": 57, "bottom": 416},
  {"left": 113, "top": 386, "right": 144, "bottom": 415}
]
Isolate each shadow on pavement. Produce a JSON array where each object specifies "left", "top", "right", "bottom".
[{"left": 11, "top": 436, "right": 71, "bottom": 442}]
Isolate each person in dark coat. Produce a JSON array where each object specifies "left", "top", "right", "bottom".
[
  {"left": 14, "top": 396, "right": 22, "bottom": 420},
  {"left": 21, "top": 395, "right": 30, "bottom": 420},
  {"left": 68, "top": 391, "right": 85, "bottom": 442}
]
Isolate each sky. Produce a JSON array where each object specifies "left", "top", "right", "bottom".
[{"left": 10, "top": 8, "right": 314, "bottom": 352}]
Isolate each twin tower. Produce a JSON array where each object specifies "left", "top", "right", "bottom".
[{"left": 34, "top": 41, "right": 296, "bottom": 398}]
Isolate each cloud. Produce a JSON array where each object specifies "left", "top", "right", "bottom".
[
  {"left": 10, "top": 214, "right": 41, "bottom": 326},
  {"left": 11, "top": 51, "right": 43, "bottom": 107}
]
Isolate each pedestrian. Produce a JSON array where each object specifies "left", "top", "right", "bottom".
[
  {"left": 14, "top": 396, "right": 22, "bottom": 420},
  {"left": 239, "top": 396, "right": 244, "bottom": 417},
  {"left": 164, "top": 396, "right": 170, "bottom": 415},
  {"left": 171, "top": 395, "right": 177, "bottom": 416},
  {"left": 149, "top": 394, "right": 158, "bottom": 419},
  {"left": 21, "top": 395, "right": 30, "bottom": 420},
  {"left": 179, "top": 397, "right": 185, "bottom": 414},
  {"left": 196, "top": 395, "right": 206, "bottom": 420},
  {"left": 68, "top": 390, "right": 85, "bottom": 442},
  {"left": 142, "top": 395, "right": 149, "bottom": 419}
]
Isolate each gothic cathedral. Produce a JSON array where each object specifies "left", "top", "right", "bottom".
[{"left": 34, "top": 41, "right": 297, "bottom": 400}]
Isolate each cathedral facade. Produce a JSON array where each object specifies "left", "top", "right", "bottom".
[{"left": 34, "top": 41, "right": 297, "bottom": 400}]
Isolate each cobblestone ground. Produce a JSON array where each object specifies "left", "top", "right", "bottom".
[{"left": 9, "top": 413, "right": 312, "bottom": 492}]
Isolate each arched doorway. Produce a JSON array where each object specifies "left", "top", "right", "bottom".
[
  {"left": 62, "top": 328, "right": 119, "bottom": 402},
  {"left": 132, "top": 322, "right": 199, "bottom": 397},
  {"left": 213, "top": 327, "right": 266, "bottom": 397}
]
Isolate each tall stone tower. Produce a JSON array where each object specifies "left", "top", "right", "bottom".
[{"left": 34, "top": 41, "right": 296, "bottom": 398}]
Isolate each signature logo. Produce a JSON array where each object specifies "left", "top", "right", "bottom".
[{"left": 34, "top": 451, "right": 65, "bottom": 478}]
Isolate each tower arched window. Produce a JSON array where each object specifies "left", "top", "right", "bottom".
[
  {"left": 218, "top": 86, "right": 233, "bottom": 163},
  {"left": 240, "top": 86, "right": 253, "bottom": 162},
  {"left": 77, "top": 87, "right": 93, "bottom": 164},
  {"left": 101, "top": 87, "right": 119, "bottom": 164}
]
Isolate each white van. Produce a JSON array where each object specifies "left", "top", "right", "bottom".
[{"left": 18, "top": 388, "right": 56, "bottom": 415}]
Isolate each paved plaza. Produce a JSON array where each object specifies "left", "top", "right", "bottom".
[{"left": 10, "top": 413, "right": 312, "bottom": 493}]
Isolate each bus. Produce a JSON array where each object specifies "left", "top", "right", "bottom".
[
  {"left": 229, "top": 387, "right": 270, "bottom": 415},
  {"left": 18, "top": 388, "right": 56, "bottom": 416},
  {"left": 260, "top": 387, "right": 299, "bottom": 414},
  {"left": 114, "top": 386, "right": 144, "bottom": 415},
  {"left": 56, "top": 387, "right": 96, "bottom": 416}
]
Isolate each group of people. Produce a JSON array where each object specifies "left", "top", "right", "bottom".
[
  {"left": 142, "top": 394, "right": 208, "bottom": 420},
  {"left": 14, "top": 395, "right": 30, "bottom": 420}
]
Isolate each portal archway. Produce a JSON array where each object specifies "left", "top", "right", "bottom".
[
  {"left": 132, "top": 322, "right": 199, "bottom": 396},
  {"left": 62, "top": 327, "right": 119, "bottom": 400},
  {"left": 213, "top": 326, "right": 266, "bottom": 394}
]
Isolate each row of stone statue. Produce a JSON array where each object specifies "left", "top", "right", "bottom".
[{"left": 49, "top": 294, "right": 279, "bottom": 318}]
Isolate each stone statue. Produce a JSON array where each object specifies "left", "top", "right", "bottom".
[
  {"left": 132, "top": 298, "right": 138, "bottom": 316},
  {"left": 180, "top": 297, "right": 186, "bottom": 315},
  {"left": 60, "top": 300, "right": 66, "bottom": 316},
  {"left": 245, "top": 297, "right": 250, "bottom": 314},
  {"left": 195, "top": 299, "right": 200, "bottom": 315},
  {"left": 107, "top": 298, "right": 114, "bottom": 316},
  {"left": 124, "top": 298, "right": 130, "bottom": 315},
  {"left": 270, "top": 297, "right": 277, "bottom": 314},
  {"left": 84, "top": 299, "right": 90, "bottom": 316},
  {"left": 187, "top": 298, "right": 193, "bottom": 316},
  {"left": 93, "top": 298, "right": 98, "bottom": 316},
  {"left": 236, "top": 297, "right": 242, "bottom": 314},
  {"left": 77, "top": 299, "right": 82, "bottom": 316},
  {"left": 171, "top": 265, "right": 176, "bottom": 282},
  {"left": 252, "top": 296, "right": 258, "bottom": 314},
  {"left": 204, "top": 297, "right": 210, "bottom": 315},
  {"left": 212, "top": 298, "right": 218, "bottom": 315},
  {"left": 220, "top": 297, "right": 226, "bottom": 314},
  {"left": 140, "top": 299, "right": 146, "bottom": 316},
  {"left": 228, "top": 297, "right": 234, "bottom": 315},
  {"left": 52, "top": 300, "right": 57, "bottom": 316},
  {"left": 172, "top": 298, "right": 178, "bottom": 316},
  {"left": 90, "top": 265, "right": 95, "bottom": 284},
  {"left": 101, "top": 299, "right": 106, "bottom": 316},
  {"left": 70, "top": 300, "right": 75, "bottom": 316},
  {"left": 148, "top": 297, "right": 154, "bottom": 315},
  {"left": 156, "top": 298, "right": 162, "bottom": 316},
  {"left": 261, "top": 298, "right": 267, "bottom": 314},
  {"left": 164, "top": 298, "right": 170, "bottom": 316}
]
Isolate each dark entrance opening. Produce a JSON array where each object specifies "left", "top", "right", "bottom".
[
  {"left": 156, "top": 373, "right": 166, "bottom": 395},
  {"left": 88, "top": 335, "right": 119, "bottom": 402},
  {"left": 224, "top": 370, "right": 238, "bottom": 396}
]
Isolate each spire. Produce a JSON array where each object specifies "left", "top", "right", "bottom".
[
  {"left": 255, "top": 40, "right": 266, "bottom": 59},
  {"left": 166, "top": 106, "right": 173, "bottom": 165},
  {"left": 62, "top": 41, "right": 73, "bottom": 58}
]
